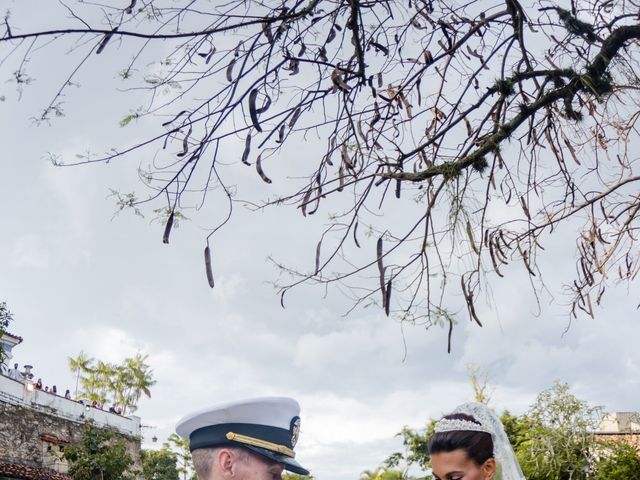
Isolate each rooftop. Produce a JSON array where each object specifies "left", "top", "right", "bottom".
[
  {"left": 1, "top": 331, "right": 24, "bottom": 343},
  {"left": 0, "top": 461, "right": 70, "bottom": 480}
]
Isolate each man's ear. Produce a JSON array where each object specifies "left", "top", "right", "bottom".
[
  {"left": 216, "top": 449, "right": 235, "bottom": 478},
  {"left": 481, "top": 458, "right": 496, "bottom": 479}
]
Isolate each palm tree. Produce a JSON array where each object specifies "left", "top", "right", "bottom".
[
  {"left": 67, "top": 351, "right": 93, "bottom": 399},
  {"left": 108, "top": 364, "right": 124, "bottom": 411},
  {"left": 121, "top": 353, "right": 156, "bottom": 415},
  {"left": 69, "top": 352, "right": 155, "bottom": 414},
  {"left": 94, "top": 360, "right": 117, "bottom": 406},
  {"left": 80, "top": 370, "right": 107, "bottom": 405},
  {"left": 132, "top": 354, "right": 155, "bottom": 400}
]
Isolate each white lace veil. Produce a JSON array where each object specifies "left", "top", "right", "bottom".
[{"left": 444, "top": 403, "right": 526, "bottom": 480}]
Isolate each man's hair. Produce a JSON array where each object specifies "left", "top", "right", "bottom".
[{"left": 192, "top": 446, "right": 250, "bottom": 480}]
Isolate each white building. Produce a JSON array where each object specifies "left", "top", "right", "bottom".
[
  {"left": 599, "top": 412, "right": 640, "bottom": 433},
  {"left": 0, "top": 331, "right": 23, "bottom": 364}
]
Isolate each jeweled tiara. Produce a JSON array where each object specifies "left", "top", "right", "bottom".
[{"left": 434, "top": 418, "right": 492, "bottom": 434}]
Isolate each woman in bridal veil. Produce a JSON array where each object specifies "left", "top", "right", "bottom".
[{"left": 427, "top": 403, "right": 526, "bottom": 480}]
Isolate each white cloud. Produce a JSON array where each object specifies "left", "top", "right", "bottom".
[
  {"left": 70, "top": 326, "right": 150, "bottom": 363},
  {"left": 11, "top": 234, "right": 50, "bottom": 270}
]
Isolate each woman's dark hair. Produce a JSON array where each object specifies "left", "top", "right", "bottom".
[{"left": 428, "top": 413, "right": 494, "bottom": 465}]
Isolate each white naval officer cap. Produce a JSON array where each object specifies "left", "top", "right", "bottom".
[{"left": 175, "top": 396, "right": 309, "bottom": 475}]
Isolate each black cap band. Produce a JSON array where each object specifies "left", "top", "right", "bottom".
[{"left": 189, "top": 423, "right": 292, "bottom": 452}]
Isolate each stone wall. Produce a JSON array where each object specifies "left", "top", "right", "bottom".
[
  {"left": 0, "top": 401, "right": 142, "bottom": 475},
  {"left": 0, "top": 375, "right": 140, "bottom": 437}
]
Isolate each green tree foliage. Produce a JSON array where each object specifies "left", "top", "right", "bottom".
[
  {"left": 68, "top": 352, "right": 156, "bottom": 414},
  {"left": 141, "top": 448, "right": 180, "bottom": 480},
  {"left": 385, "top": 421, "right": 435, "bottom": 473},
  {"left": 283, "top": 474, "right": 315, "bottom": 480},
  {"left": 499, "top": 410, "right": 533, "bottom": 451},
  {"left": 0, "top": 301, "right": 14, "bottom": 366},
  {"left": 516, "top": 382, "right": 601, "bottom": 480},
  {"left": 164, "top": 433, "right": 195, "bottom": 480},
  {"left": 360, "top": 467, "right": 410, "bottom": 480},
  {"left": 68, "top": 351, "right": 94, "bottom": 398},
  {"left": 64, "top": 424, "right": 134, "bottom": 480},
  {"left": 593, "top": 441, "right": 640, "bottom": 480}
]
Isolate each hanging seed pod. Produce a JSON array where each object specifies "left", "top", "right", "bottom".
[
  {"left": 177, "top": 126, "right": 192, "bottom": 157},
  {"left": 289, "top": 107, "right": 302, "bottom": 128},
  {"left": 204, "top": 245, "right": 215, "bottom": 288},
  {"left": 256, "top": 153, "right": 272, "bottom": 184},
  {"left": 96, "top": 28, "right": 118, "bottom": 54},
  {"left": 162, "top": 211, "right": 175, "bottom": 244},
  {"left": 256, "top": 94, "right": 272, "bottom": 114},
  {"left": 242, "top": 133, "right": 252, "bottom": 165},
  {"left": 341, "top": 143, "right": 353, "bottom": 169},
  {"left": 370, "top": 41, "right": 389, "bottom": 55},
  {"left": 466, "top": 220, "right": 480, "bottom": 255},
  {"left": 314, "top": 240, "right": 322, "bottom": 275},
  {"left": 301, "top": 189, "right": 312, "bottom": 217},
  {"left": 384, "top": 279, "right": 392, "bottom": 316},
  {"left": 226, "top": 58, "right": 236, "bottom": 82},
  {"left": 205, "top": 48, "right": 216, "bottom": 64},
  {"left": 125, "top": 0, "right": 137, "bottom": 14},
  {"left": 249, "top": 89, "right": 263, "bottom": 132},
  {"left": 337, "top": 166, "right": 345, "bottom": 192},
  {"left": 262, "top": 22, "right": 274, "bottom": 43},
  {"left": 161, "top": 110, "right": 187, "bottom": 127},
  {"left": 377, "top": 237, "right": 387, "bottom": 308},
  {"left": 331, "top": 68, "right": 351, "bottom": 92}
]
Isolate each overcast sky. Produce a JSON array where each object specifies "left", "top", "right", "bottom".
[{"left": 1, "top": 2, "right": 639, "bottom": 480}]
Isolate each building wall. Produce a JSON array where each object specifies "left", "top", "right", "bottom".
[
  {"left": 599, "top": 412, "right": 640, "bottom": 433},
  {"left": 0, "top": 376, "right": 142, "bottom": 475},
  {"left": 0, "top": 401, "right": 78, "bottom": 471},
  {"left": 0, "top": 375, "right": 140, "bottom": 437},
  {"left": 0, "top": 334, "right": 21, "bottom": 363}
]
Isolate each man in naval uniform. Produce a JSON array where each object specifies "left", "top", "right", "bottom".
[{"left": 176, "top": 397, "right": 310, "bottom": 480}]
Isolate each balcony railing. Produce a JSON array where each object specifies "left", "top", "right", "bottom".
[{"left": 0, "top": 374, "right": 140, "bottom": 437}]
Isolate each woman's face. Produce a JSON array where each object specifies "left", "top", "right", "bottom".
[{"left": 430, "top": 449, "right": 495, "bottom": 480}]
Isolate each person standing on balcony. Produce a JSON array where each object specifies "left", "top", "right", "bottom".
[{"left": 8, "top": 363, "right": 22, "bottom": 381}]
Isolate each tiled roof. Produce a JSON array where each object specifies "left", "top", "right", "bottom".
[{"left": 0, "top": 461, "right": 70, "bottom": 480}]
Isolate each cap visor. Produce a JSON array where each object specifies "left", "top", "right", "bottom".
[{"left": 243, "top": 445, "right": 310, "bottom": 476}]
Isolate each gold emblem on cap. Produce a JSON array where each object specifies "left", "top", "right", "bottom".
[
  {"left": 226, "top": 432, "right": 296, "bottom": 458},
  {"left": 290, "top": 417, "right": 301, "bottom": 448}
]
